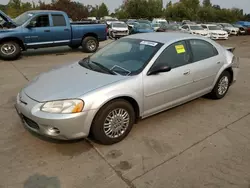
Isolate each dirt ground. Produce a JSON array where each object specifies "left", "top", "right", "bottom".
[{"left": 0, "top": 36, "right": 250, "bottom": 188}]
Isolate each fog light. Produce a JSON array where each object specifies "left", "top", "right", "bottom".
[{"left": 47, "top": 127, "right": 60, "bottom": 136}]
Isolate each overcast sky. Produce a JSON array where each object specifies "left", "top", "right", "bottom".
[{"left": 1, "top": 0, "right": 250, "bottom": 13}]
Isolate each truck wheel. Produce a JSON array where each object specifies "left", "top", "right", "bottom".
[
  {"left": 82, "top": 36, "right": 99, "bottom": 53},
  {"left": 69, "top": 45, "right": 80, "bottom": 49},
  {"left": 0, "top": 41, "right": 21, "bottom": 60},
  {"left": 91, "top": 99, "right": 135, "bottom": 145}
]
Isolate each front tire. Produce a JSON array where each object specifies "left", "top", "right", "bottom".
[
  {"left": 82, "top": 36, "right": 98, "bottom": 53},
  {"left": 91, "top": 99, "right": 135, "bottom": 145},
  {"left": 0, "top": 41, "right": 21, "bottom": 60},
  {"left": 209, "top": 71, "right": 231, "bottom": 99}
]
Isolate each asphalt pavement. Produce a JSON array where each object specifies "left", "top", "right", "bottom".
[{"left": 0, "top": 37, "right": 250, "bottom": 188}]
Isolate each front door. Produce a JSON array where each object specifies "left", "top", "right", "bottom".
[
  {"left": 143, "top": 40, "right": 194, "bottom": 117},
  {"left": 24, "top": 14, "right": 53, "bottom": 48}
]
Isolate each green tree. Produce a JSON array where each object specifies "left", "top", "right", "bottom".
[
  {"left": 97, "top": 2, "right": 109, "bottom": 17},
  {"left": 203, "top": 0, "right": 212, "bottom": 7},
  {"left": 7, "top": 0, "right": 22, "bottom": 18}
]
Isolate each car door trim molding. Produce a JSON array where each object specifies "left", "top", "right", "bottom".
[{"left": 26, "top": 41, "right": 54, "bottom": 46}]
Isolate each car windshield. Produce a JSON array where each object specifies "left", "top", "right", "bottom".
[
  {"left": 128, "top": 22, "right": 138, "bottom": 26},
  {"left": 137, "top": 20, "right": 151, "bottom": 24},
  {"left": 113, "top": 23, "right": 127, "bottom": 28},
  {"left": 161, "top": 24, "right": 179, "bottom": 30},
  {"left": 137, "top": 23, "right": 152, "bottom": 29},
  {"left": 190, "top": 25, "right": 204, "bottom": 30},
  {"left": 221, "top": 23, "right": 233, "bottom": 27},
  {"left": 208, "top": 25, "right": 221, "bottom": 30},
  {"left": 79, "top": 38, "right": 163, "bottom": 76},
  {"left": 13, "top": 12, "right": 34, "bottom": 26},
  {"left": 152, "top": 23, "right": 161, "bottom": 27}
]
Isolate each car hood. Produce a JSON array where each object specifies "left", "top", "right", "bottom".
[
  {"left": 225, "top": 27, "right": 238, "bottom": 30},
  {"left": 137, "top": 28, "right": 154, "bottom": 33},
  {"left": 23, "top": 62, "right": 127, "bottom": 102},
  {"left": 112, "top": 27, "right": 128, "bottom": 31},
  {"left": 210, "top": 30, "right": 228, "bottom": 34},
  {"left": 192, "top": 30, "right": 209, "bottom": 34},
  {"left": 0, "top": 10, "right": 17, "bottom": 27}
]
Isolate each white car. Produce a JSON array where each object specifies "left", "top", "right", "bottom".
[
  {"left": 152, "top": 18, "right": 168, "bottom": 25},
  {"left": 201, "top": 24, "right": 228, "bottom": 40},
  {"left": 218, "top": 23, "right": 239, "bottom": 35},
  {"left": 181, "top": 24, "right": 210, "bottom": 38},
  {"left": 108, "top": 22, "right": 129, "bottom": 39},
  {"left": 152, "top": 23, "right": 161, "bottom": 31}
]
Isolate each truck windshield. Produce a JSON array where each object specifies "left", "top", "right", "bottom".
[{"left": 13, "top": 12, "right": 34, "bottom": 26}]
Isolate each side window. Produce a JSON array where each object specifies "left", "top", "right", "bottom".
[
  {"left": 153, "top": 40, "right": 191, "bottom": 69},
  {"left": 189, "top": 39, "right": 219, "bottom": 62},
  {"left": 31, "top": 15, "right": 50, "bottom": 27},
  {"left": 52, "top": 14, "right": 66, "bottom": 26}
]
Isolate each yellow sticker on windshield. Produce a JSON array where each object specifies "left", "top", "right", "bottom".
[{"left": 175, "top": 45, "right": 186, "bottom": 54}]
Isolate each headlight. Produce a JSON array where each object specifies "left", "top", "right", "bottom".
[{"left": 41, "top": 99, "right": 84, "bottom": 114}]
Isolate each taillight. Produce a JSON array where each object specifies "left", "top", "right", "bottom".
[{"left": 232, "top": 56, "right": 240, "bottom": 68}]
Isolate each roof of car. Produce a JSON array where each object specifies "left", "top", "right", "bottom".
[
  {"left": 27, "top": 10, "right": 64, "bottom": 14},
  {"left": 202, "top": 24, "right": 217, "bottom": 26},
  {"left": 125, "top": 32, "right": 206, "bottom": 43}
]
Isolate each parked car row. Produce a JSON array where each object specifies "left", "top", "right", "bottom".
[{"left": 103, "top": 18, "right": 250, "bottom": 41}]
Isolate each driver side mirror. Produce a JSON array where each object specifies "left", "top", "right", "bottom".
[
  {"left": 27, "top": 20, "right": 36, "bottom": 28},
  {"left": 147, "top": 65, "right": 171, "bottom": 75}
]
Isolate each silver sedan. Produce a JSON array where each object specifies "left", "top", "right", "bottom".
[{"left": 15, "top": 33, "right": 239, "bottom": 145}]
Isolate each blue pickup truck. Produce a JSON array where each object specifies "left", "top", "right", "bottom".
[{"left": 0, "top": 10, "right": 107, "bottom": 60}]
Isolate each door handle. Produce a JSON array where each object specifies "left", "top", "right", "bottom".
[
  {"left": 217, "top": 62, "right": 221, "bottom": 64},
  {"left": 44, "top": 30, "right": 50, "bottom": 32},
  {"left": 64, "top": 28, "right": 70, "bottom": 31},
  {"left": 183, "top": 70, "right": 190, "bottom": 75}
]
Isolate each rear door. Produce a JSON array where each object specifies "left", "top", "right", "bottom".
[
  {"left": 50, "top": 14, "right": 71, "bottom": 45},
  {"left": 187, "top": 39, "right": 224, "bottom": 94}
]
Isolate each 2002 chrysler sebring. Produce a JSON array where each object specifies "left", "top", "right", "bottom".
[{"left": 15, "top": 33, "right": 239, "bottom": 145}]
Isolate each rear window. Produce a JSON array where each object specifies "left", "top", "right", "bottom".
[
  {"left": 52, "top": 14, "right": 66, "bottom": 26},
  {"left": 189, "top": 39, "right": 218, "bottom": 62}
]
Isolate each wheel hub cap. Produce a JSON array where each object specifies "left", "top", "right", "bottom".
[
  {"left": 1, "top": 43, "right": 16, "bottom": 55},
  {"left": 104, "top": 108, "right": 130, "bottom": 138},
  {"left": 218, "top": 76, "right": 229, "bottom": 95},
  {"left": 87, "top": 40, "right": 96, "bottom": 51}
]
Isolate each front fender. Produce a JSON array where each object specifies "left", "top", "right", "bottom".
[{"left": 80, "top": 76, "right": 143, "bottom": 116}]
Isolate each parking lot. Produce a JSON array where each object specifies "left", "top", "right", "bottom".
[{"left": 1, "top": 36, "right": 250, "bottom": 188}]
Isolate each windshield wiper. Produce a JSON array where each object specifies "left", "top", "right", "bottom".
[{"left": 90, "top": 61, "right": 117, "bottom": 75}]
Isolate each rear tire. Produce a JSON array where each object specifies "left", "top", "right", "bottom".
[
  {"left": 208, "top": 71, "right": 231, "bottom": 100},
  {"left": 91, "top": 99, "right": 135, "bottom": 145},
  {"left": 0, "top": 41, "right": 21, "bottom": 60},
  {"left": 82, "top": 36, "right": 98, "bottom": 53}
]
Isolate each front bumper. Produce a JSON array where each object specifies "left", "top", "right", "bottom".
[
  {"left": 15, "top": 90, "right": 96, "bottom": 140},
  {"left": 230, "top": 30, "right": 238, "bottom": 35},
  {"left": 211, "top": 34, "right": 228, "bottom": 40}
]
